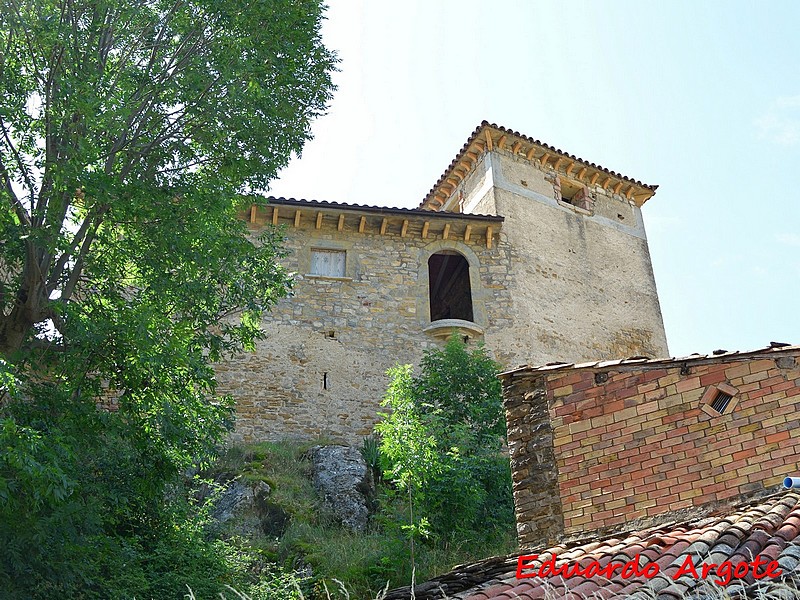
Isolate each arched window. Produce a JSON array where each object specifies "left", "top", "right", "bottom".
[{"left": 428, "top": 251, "right": 474, "bottom": 322}]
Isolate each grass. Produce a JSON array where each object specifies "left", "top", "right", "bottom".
[{"left": 204, "top": 440, "right": 517, "bottom": 600}]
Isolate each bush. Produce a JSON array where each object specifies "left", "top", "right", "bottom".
[{"left": 375, "top": 335, "right": 514, "bottom": 541}]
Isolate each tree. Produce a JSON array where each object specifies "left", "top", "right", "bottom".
[
  {"left": 0, "top": 1, "right": 336, "bottom": 595},
  {"left": 376, "top": 335, "right": 514, "bottom": 541},
  {"left": 0, "top": 0, "right": 334, "bottom": 355}
]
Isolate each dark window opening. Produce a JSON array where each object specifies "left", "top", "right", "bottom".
[
  {"left": 560, "top": 180, "right": 581, "bottom": 204},
  {"left": 560, "top": 180, "right": 592, "bottom": 211},
  {"left": 322, "top": 372, "right": 329, "bottom": 390},
  {"left": 428, "top": 252, "right": 474, "bottom": 322},
  {"left": 711, "top": 390, "right": 733, "bottom": 413}
]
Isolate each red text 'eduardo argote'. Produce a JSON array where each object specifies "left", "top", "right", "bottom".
[{"left": 516, "top": 554, "right": 783, "bottom": 586}]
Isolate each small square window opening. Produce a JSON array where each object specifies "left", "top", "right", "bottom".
[
  {"left": 311, "top": 249, "right": 346, "bottom": 277},
  {"left": 558, "top": 180, "right": 593, "bottom": 212}
]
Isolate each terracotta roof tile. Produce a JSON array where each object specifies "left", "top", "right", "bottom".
[
  {"left": 420, "top": 121, "right": 659, "bottom": 210},
  {"left": 263, "top": 196, "right": 503, "bottom": 222},
  {"left": 386, "top": 492, "right": 800, "bottom": 600},
  {"left": 500, "top": 344, "right": 800, "bottom": 379}
]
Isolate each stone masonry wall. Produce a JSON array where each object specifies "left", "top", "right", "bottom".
[
  {"left": 216, "top": 132, "right": 670, "bottom": 445},
  {"left": 504, "top": 349, "right": 800, "bottom": 546},
  {"left": 215, "top": 209, "right": 514, "bottom": 444},
  {"left": 503, "top": 373, "right": 564, "bottom": 547}
]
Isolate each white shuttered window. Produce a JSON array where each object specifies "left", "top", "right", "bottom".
[{"left": 310, "top": 249, "right": 346, "bottom": 277}]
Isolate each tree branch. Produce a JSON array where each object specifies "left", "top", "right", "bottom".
[
  {"left": 6, "top": 0, "right": 45, "bottom": 83},
  {"left": 0, "top": 118, "right": 37, "bottom": 206},
  {"left": 46, "top": 204, "right": 98, "bottom": 293},
  {"left": 59, "top": 207, "right": 106, "bottom": 304},
  {"left": 0, "top": 160, "right": 31, "bottom": 226}
]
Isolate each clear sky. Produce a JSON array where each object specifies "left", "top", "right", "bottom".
[{"left": 269, "top": 0, "right": 800, "bottom": 358}]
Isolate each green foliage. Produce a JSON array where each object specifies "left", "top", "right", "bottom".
[
  {"left": 375, "top": 335, "right": 514, "bottom": 539},
  {"left": 360, "top": 435, "right": 381, "bottom": 474},
  {"left": 205, "top": 441, "right": 516, "bottom": 600},
  {"left": 0, "top": 0, "right": 335, "bottom": 596}
]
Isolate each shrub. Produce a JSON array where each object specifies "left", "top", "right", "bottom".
[{"left": 375, "top": 335, "right": 514, "bottom": 541}]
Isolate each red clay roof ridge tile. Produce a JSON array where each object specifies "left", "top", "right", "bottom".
[{"left": 392, "top": 491, "right": 800, "bottom": 600}]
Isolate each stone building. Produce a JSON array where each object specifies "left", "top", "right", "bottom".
[{"left": 216, "top": 121, "right": 669, "bottom": 443}]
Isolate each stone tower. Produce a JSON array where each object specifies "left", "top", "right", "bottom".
[
  {"left": 419, "top": 122, "right": 668, "bottom": 368},
  {"left": 215, "top": 121, "right": 669, "bottom": 443}
]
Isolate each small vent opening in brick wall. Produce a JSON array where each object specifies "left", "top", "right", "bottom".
[
  {"left": 710, "top": 390, "right": 733, "bottom": 413},
  {"left": 700, "top": 382, "right": 739, "bottom": 417}
]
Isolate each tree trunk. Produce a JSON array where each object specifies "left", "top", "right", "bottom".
[
  {"left": 0, "top": 309, "right": 34, "bottom": 358},
  {"left": 0, "top": 263, "right": 47, "bottom": 359}
]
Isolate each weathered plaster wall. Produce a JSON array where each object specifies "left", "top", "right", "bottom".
[
  {"left": 216, "top": 211, "right": 514, "bottom": 444},
  {"left": 451, "top": 149, "right": 669, "bottom": 367}
]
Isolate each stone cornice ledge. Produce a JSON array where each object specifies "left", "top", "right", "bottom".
[{"left": 423, "top": 319, "right": 484, "bottom": 340}]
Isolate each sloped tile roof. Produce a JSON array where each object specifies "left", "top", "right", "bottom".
[
  {"left": 385, "top": 491, "right": 800, "bottom": 599},
  {"left": 501, "top": 343, "right": 800, "bottom": 379},
  {"left": 419, "top": 121, "right": 659, "bottom": 211},
  {"left": 265, "top": 196, "right": 504, "bottom": 222}
]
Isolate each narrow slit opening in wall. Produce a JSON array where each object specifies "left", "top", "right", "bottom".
[
  {"left": 322, "top": 372, "right": 329, "bottom": 391},
  {"left": 711, "top": 390, "right": 733, "bottom": 413}
]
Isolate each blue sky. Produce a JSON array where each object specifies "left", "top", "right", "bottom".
[{"left": 270, "top": 1, "right": 800, "bottom": 358}]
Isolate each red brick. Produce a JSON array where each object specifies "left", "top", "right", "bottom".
[
  {"left": 566, "top": 392, "right": 589, "bottom": 406},
  {"left": 571, "top": 378, "right": 597, "bottom": 393},
  {"left": 732, "top": 448, "right": 759, "bottom": 461},
  {"left": 728, "top": 458, "right": 750, "bottom": 470},
  {"left": 604, "top": 399, "right": 625, "bottom": 413},
  {"left": 642, "top": 369, "right": 669, "bottom": 383},
  {"left": 700, "top": 371, "right": 729, "bottom": 386},
  {"left": 765, "top": 430, "right": 791, "bottom": 444},
  {"left": 772, "top": 380, "right": 797, "bottom": 393},
  {"left": 662, "top": 412, "right": 688, "bottom": 425},
  {"left": 660, "top": 436, "right": 684, "bottom": 448},
  {"left": 558, "top": 372, "right": 586, "bottom": 386},
  {"left": 675, "top": 377, "right": 701, "bottom": 393},
  {"left": 673, "top": 441, "right": 698, "bottom": 453}
]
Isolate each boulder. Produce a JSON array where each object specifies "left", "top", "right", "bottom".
[
  {"left": 307, "top": 444, "right": 374, "bottom": 532},
  {"left": 211, "top": 479, "right": 271, "bottom": 524},
  {"left": 209, "top": 478, "right": 289, "bottom": 539}
]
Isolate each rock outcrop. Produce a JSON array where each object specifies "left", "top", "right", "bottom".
[
  {"left": 209, "top": 478, "right": 289, "bottom": 539},
  {"left": 306, "top": 444, "right": 374, "bottom": 532}
]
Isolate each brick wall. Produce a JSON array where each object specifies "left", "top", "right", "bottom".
[{"left": 503, "top": 347, "right": 800, "bottom": 546}]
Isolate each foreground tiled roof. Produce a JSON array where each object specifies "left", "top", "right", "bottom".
[
  {"left": 386, "top": 491, "right": 800, "bottom": 599},
  {"left": 501, "top": 342, "right": 800, "bottom": 379}
]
